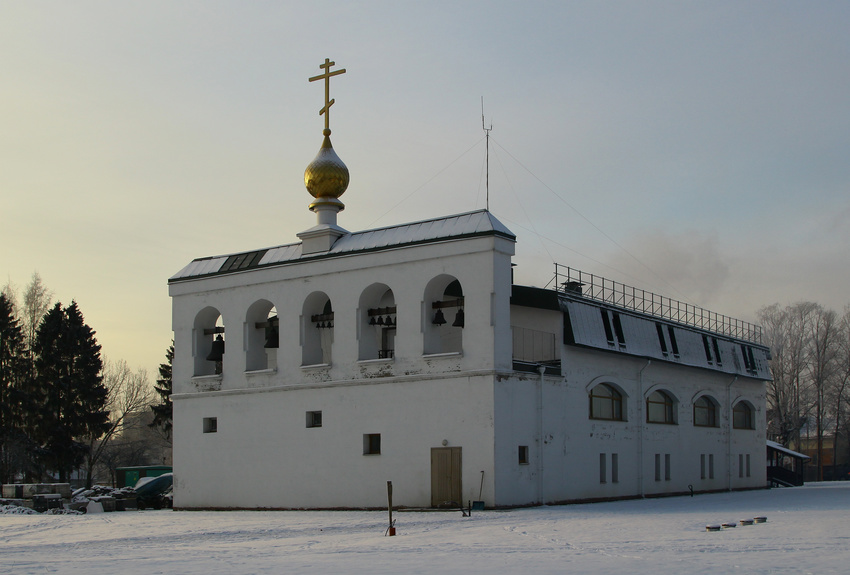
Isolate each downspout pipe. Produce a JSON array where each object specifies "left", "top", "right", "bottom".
[
  {"left": 537, "top": 365, "right": 546, "bottom": 505},
  {"left": 727, "top": 376, "right": 738, "bottom": 491},
  {"left": 638, "top": 360, "right": 651, "bottom": 498}
]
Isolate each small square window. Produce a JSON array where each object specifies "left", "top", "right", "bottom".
[
  {"left": 306, "top": 411, "right": 323, "bottom": 428},
  {"left": 203, "top": 417, "right": 217, "bottom": 433},
  {"left": 518, "top": 445, "right": 529, "bottom": 465},
  {"left": 363, "top": 433, "right": 381, "bottom": 455}
]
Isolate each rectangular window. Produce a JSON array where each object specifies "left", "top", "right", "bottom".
[
  {"left": 612, "top": 313, "right": 626, "bottom": 346},
  {"left": 709, "top": 454, "right": 715, "bottom": 479},
  {"left": 612, "top": 453, "right": 619, "bottom": 484},
  {"left": 703, "top": 335, "right": 713, "bottom": 363},
  {"left": 667, "top": 326, "right": 680, "bottom": 356},
  {"left": 665, "top": 454, "right": 671, "bottom": 481},
  {"left": 203, "top": 417, "right": 217, "bottom": 433},
  {"left": 599, "top": 453, "right": 607, "bottom": 483},
  {"left": 712, "top": 338, "right": 722, "bottom": 366},
  {"left": 306, "top": 411, "right": 323, "bottom": 428},
  {"left": 701, "top": 454, "right": 706, "bottom": 480},
  {"left": 746, "top": 454, "right": 751, "bottom": 478},
  {"left": 656, "top": 323, "right": 669, "bottom": 355},
  {"left": 601, "top": 309, "right": 615, "bottom": 344},
  {"left": 518, "top": 445, "right": 529, "bottom": 465},
  {"left": 363, "top": 433, "right": 381, "bottom": 455},
  {"left": 739, "top": 454, "right": 744, "bottom": 478},
  {"left": 655, "top": 454, "right": 661, "bottom": 482}
]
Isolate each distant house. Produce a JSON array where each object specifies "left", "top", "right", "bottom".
[{"left": 167, "top": 68, "right": 770, "bottom": 509}]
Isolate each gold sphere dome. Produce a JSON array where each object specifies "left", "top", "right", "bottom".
[{"left": 304, "top": 131, "right": 349, "bottom": 199}]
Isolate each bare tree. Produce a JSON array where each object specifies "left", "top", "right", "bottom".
[
  {"left": 22, "top": 272, "right": 53, "bottom": 353},
  {"left": 83, "top": 359, "right": 154, "bottom": 487},
  {"left": 805, "top": 306, "right": 839, "bottom": 481},
  {"left": 829, "top": 307, "right": 850, "bottom": 478},
  {"left": 759, "top": 302, "right": 818, "bottom": 446}
]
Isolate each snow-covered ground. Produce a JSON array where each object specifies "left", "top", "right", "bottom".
[{"left": 2, "top": 483, "right": 848, "bottom": 574}]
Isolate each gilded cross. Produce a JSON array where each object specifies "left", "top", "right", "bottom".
[{"left": 309, "top": 58, "right": 346, "bottom": 132}]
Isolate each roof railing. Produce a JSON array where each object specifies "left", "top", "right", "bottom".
[{"left": 553, "top": 264, "right": 762, "bottom": 344}]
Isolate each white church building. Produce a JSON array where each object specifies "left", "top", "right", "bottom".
[{"left": 168, "top": 61, "right": 770, "bottom": 510}]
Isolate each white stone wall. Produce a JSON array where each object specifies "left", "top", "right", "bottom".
[
  {"left": 493, "top": 306, "right": 768, "bottom": 507},
  {"left": 173, "top": 372, "right": 496, "bottom": 509},
  {"left": 170, "top": 234, "right": 514, "bottom": 508}
]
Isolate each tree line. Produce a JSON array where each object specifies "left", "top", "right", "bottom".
[
  {"left": 0, "top": 273, "right": 172, "bottom": 487},
  {"left": 759, "top": 302, "right": 850, "bottom": 480}
]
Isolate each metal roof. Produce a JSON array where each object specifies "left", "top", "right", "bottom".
[
  {"left": 170, "top": 210, "right": 515, "bottom": 282},
  {"left": 767, "top": 440, "right": 810, "bottom": 460}
]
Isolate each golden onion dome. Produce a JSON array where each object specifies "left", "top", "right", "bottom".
[{"left": 304, "top": 129, "right": 349, "bottom": 200}]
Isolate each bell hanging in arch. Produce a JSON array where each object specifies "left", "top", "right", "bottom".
[
  {"left": 432, "top": 309, "right": 447, "bottom": 326},
  {"left": 452, "top": 308, "right": 465, "bottom": 328},
  {"left": 264, "top": 325, "right": 279, "bottom": 349},
  {"left": 206, "top": 335, "right": 225, "bottom": 361}
]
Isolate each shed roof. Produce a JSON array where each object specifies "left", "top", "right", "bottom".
[
  {"left": 170, "top": 210, "right": 515, "bottom": 282},
  {"left": 767, "top": 440, "right": 811, "bottom": 461}
]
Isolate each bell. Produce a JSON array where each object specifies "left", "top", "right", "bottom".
[
  {"left": 452, "top": 308, "right": 465, "bottom": 328},
  {"left": 384, "top": 316, "right": 392, "bottom": 326},
  {"left": 206, "top": 335, "right": 225, "bottom": 361},
  {"left": 369, "top": 316, "right": 377, "bottom": 326},
  {"left": 433, "top": 309, "right": 447, "bottom": 325},
  {"left": 264, "top": 326, "right": 279, "bottom": 349},
  {"left": 376, "top": 315, "right": 384, "bottom": 326}
]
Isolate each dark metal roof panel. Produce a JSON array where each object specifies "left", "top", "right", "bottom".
[{"left": 170, "top": 210, "right": 514, "bottom": 282}]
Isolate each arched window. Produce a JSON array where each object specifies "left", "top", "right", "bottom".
[
  {"left": 193, "top": 307, "right": 224, "bottom": 376},
  {"left": 245, "top": 300, "right": 277, "bottom": 371},
  {"left": 590, "top": 383, "right": 624, "bottom": 421},
  {"left": 733, "top": 401, "right": 755, "bottom": 430},
  {"left": 302, "top": 293, "right": 333, "bottom": 366},
  {"left": 693, "top": 395, "right": 718, "bottom": 427},
  {"left": 423, "top": 275, "right": 463, "bottom": 355},
  {"left": 646, "top": 390, "right": 676, "bottom": 424},
  {"left": 359, "top": 284, "right": 396, "bottom": 360}
]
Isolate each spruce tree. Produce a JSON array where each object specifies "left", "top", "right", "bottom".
[
  {"left": 150, "top": 343, "right": 173, "bottom": 439},
  {"left": 32, "top": 301, "right": 109, "bottom": 482},
  {"left": 0, "top": 294, "right": 30, "bottom": 482}
]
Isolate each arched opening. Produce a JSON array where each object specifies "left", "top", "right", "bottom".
[
  {"left": 733, "top": 401, "right": 755, "bottom": 430},
  {"left": 646, "top": 390, "right": 677, "bottom": 424},
  {"left": 423, "top": 276, "right": 463, "bottom": 355},
  {"left": 302, "top": 292, "right": 333, "bottom": 366},
  {"left": 589, "top": 383, "right": 625, "bottom": 421},
  {"left": 193, "top": 307, "right": 224, "bottom": 376},
  {"left": 358, "top": 284, "right": 396, "bottom": 360},
  {"left": 693, "top": 395, "right": 719, "bottom": 427},
  {"left": 246, "top": 300, "right": 277, "bottom": 371}
]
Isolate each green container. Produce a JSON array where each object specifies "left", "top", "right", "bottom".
[{"left": 115, "top": 466, "right": 173, "bottom": 488}]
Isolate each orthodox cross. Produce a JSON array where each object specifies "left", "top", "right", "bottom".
[{"left": 309, "top": 58, "right": 346, "bottom": 132}]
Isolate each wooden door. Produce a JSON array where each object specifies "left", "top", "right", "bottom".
[{"left": 431, "top": 447, "right": 462, "bottom": 507}]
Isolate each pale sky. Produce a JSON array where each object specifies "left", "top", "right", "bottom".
[{"left": 2, "top": 1, "right": 849, "bottom": 378}]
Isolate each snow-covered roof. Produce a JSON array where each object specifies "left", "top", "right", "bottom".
[
  {"left": 170, "top": 210, "right": 514, "bottom": 282},
  {"left": 767, "top": 440, "right": 811, "bottom": 460}
]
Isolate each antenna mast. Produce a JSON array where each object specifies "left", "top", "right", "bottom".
[{"left": 481, "top": 97, "right": 493, "bottom": 211}]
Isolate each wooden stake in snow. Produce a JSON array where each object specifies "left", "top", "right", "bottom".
[{"left": 387, "top": 481, "right": 396, "bottom": 536}]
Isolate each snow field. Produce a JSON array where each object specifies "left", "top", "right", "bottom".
[{"left": 2, "top": 482, "right": 848, "bottom": 574}]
